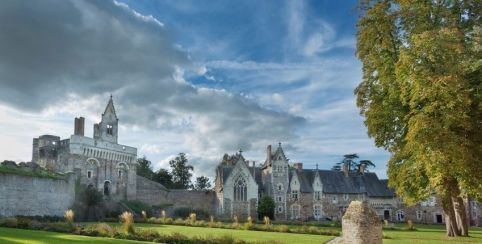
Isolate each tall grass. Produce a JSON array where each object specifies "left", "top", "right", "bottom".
[
  {"left": 64, "top": 209, "right": 74, "bottom": 225},
  {"left": 119, "top": 211, "right": 135, "bottom": 234}
]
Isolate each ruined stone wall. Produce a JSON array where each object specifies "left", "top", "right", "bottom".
[
  {"left": 135, "top": 176, "right": 169, "bottom": 206},
  {"left": 167, "top": 190, "right": 217, "bottom": 214},
  {"left": 0, "top": 173, "right": 75, "bottom": 217}
]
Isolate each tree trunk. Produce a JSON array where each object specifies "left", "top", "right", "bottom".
[
  {"left": 448, "top": 177, "right": 469, "bottom": 236},
  {"left": 452, "top": 195, "right": 469, "bottom": 236},
  {"left": 441, "top": 193, "right": 460, "bottom": 236}
]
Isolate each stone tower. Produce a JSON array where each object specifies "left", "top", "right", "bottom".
[
  {"left": 270, "top": 143, "right": 290, "bottom": 220},
  {"left": 94, "top": 96, "right": 118, "bottom": 144}
]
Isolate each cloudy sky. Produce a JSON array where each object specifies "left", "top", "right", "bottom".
[{"left": 0, "top": 0, "right": 390, "bottom": 181}]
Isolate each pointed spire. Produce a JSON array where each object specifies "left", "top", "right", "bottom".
[
  {"left": 103, "top": 95, "right": 118, "bottom": 118},
  {"left": 239, "top": 149, "right": 243, "bottom": 155},
  {"left": 316, "top": 163, "right": 319, "bottom": 171}
]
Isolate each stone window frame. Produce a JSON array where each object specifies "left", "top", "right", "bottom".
[
  {"left": 233, "top": 176, "right": 247, "bottom": 202},
  {"left": 277, "top": 183, "right": 283, "bottom": 192},
  {"left": 291, "top": 190, "right": 299, "bottom": 201},
  {"left": 107, "top": 124, "right": 114, "bottom": 135},
  {"left": 278, "top": 206, "right": 283, "bottom": 213},
  {"left": 332, "top": 195, "right": 338, "bottom": 204},
  {"left": 344, "top": 194, "right": 349, "bottom": 201},
  {"left": 87, "top": 170, "right": 92, "bottom": 179},
  {"left": 313, "top": 204, "right": 322, "bottom": 219},
  {"left": 277, "top": 196, "right": 282, "bottom": 202},
  {"left": 314, "top": 191, "right": 321, "bottom": 201},
  {"left": 290, "top": 204, "right": 301, "bottom": 219},
  {"left": 416, "top": 210, "right": 422, "bottom": 220}
]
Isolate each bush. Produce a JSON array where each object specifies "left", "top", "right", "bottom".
[
  {"left": 0, "top": 218, "right": 18, "bottom": 228},
  {"left": 173, "top": 207, "right": 210, "bottom": 220},
  {"left": 122, "top": 200, "right": 152, "bottom": 216},
  {"left": 119, "top": 212, "right": 135, "bottom": 234},
  {"left": 44, "top": 222, "right": 75, "bottom": 233},
  {"left": 28, "top": 220, "right": 44, "bottom": 230},
  {"left": 258, "top": 196, "right": 275, "bottom": 220},
  {"left": 274, "top": 225, "right": 290, "bottom": 233},
  {"left": 136, "top": 228, "right": 161, "bottom": 241},
  {"left": 96, "top": 222, "right": 115, "bottom": 237},
  {"left": 16, "top": 216, "right": 32, "bottom": 228}
]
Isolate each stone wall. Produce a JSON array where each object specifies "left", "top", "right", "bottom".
[
  {"left": 136, "top": 177, "right": 217, "bottom": 215},
  {"left": 0, "top": 173, "right": 75, "bottom": 217}
]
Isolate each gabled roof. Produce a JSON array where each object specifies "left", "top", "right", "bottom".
[
  {"left": 217, "top": 152, "right": 261, "bottom": 187},
  {"left": 103, "top": 95, "right": 118, "bottom": 119},
  {"left": 272, "top": 143, "right": 287, "bottom": 161},
  {"left": 288, "top": 169, "right": 395, "bottom": 197}
]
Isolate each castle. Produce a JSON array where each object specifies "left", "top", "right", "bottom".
[
  {"left": 14, "top": 96, "right": 480, "bottom": 226},
  {"left": 31, "top": 96, "right": 137, "bottom": 201}
]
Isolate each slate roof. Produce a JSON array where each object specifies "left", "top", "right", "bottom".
[{"left": 219, "top": 165, "right": 263, "bottom": 187}]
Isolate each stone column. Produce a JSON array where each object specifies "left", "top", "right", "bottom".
[{"left": 330, "top": 200, "right": 382, "bottom": 244}]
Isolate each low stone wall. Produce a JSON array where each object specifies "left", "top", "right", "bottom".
[{"left": 0, "top": 173, "right": 75, "bottom": 217}]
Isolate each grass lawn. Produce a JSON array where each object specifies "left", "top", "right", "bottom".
[
  {"left": 135, "top": 223, "right": 333, "bottom": 243},
  {"left": 0, "top": 227, "right": 147, "bottom": 244},
  {"left": 383, "top": 224, "right": 482, "bottom": 244}
]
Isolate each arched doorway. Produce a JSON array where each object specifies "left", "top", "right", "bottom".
[{"left": 103, "top": 181, "right": 111, "bottom": 196}]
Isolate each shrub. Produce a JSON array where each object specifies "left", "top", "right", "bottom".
[
  {"left": 407, "top": 219, "right": 415, "bottom": 230},
  {"left": 16, "top": 216, "right": 32, "bottom": 228},
  {"left": 258, "top": 196, "right": 275, "bottom": 220},
  {"left": 119, "top": 212, "right": 135, "bottom": 234},
  {"left": 141, "top": 210, "right": 147, "bottom": 221},
  {"left": 173, "top": 207, "right": 210, "bottom": 220},
  {"left": 96, "top": 223, "right": 115, "bottom": 237},
  {"left": 136, "top": 228, "right": 161, "bottom": 241},
  {"left": 244, "top": 216, "right": 254, "bottom": 230},
  {"left": 28, "top": 220, "right": 43, "bottom": 230},
  {"left": 274, "top": 225, "right": 290, "bottom": 233},
  {"left": 174, "top": 218, "right": 184, "bottom": 225},
  {"left": 64, "top": 209, "right": 74, "bottom": 224},
  {"left": 44, "top": 222, "right": 75, "bottom": 233},
  {"left": 0, "top": 218, "right": 18, "bottom": 228}
]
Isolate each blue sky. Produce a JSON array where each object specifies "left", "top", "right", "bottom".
[{"left": 0, "top": 0, "right": 390, "bottom": 181}]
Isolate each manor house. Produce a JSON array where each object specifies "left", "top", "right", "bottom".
[{"left": 215, "top": 144, "right": 482, "bottom": 226}]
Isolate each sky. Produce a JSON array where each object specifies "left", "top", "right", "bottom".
[{"left": 0, "top": 0, "right": 390, "bottom": 182}]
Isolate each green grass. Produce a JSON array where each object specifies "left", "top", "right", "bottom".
[
  {"left": 0, "top": 227, "right": 147, "bottom": 244},
  {"left": 383, "top": 224, "right": 482, "bottom": 243},
  {"left": 134, "top": 223, "right": 334, "bottom": 243}
]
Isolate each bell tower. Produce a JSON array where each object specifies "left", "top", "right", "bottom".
[{"left": 94, "top": 95, "right": 119, "bottom": 143}]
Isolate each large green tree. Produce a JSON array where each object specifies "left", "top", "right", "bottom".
[
  {"left": 169, "top": 153, "right": 194, "bottom": 189},
  {"left": 355, "top": 0, "right": 481, "bottom": 237},
  {"left": 194, "top": 176, "right": 212, "bottom": 190},
  {"left": 136, "top": 156, "right": 154, "bottom": 179}
]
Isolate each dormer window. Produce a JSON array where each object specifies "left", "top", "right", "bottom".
[{"left": 107, "top": 124, "right": 113, "bottom": 135}]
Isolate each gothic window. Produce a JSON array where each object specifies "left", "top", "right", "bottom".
[
  {"left": 314, "top": 191, "right": 321, "bottom": 201},
  {"left": 234, "top": 177, "right": 247, "bottom": 201},
  {"left": 118, "top": 170, "right": 122, "bottom": 178},
  {"left": 87, "top": 170, "right": 92, "bottom": 179},
  {"left": 291, "top": 205, "right": 300, "bottom": 219},
  {"left": 314, "top": 205, "right": 322, "bottom": 219},
  {"left": 291, "top": 190, "right": 298, "bottom": 201},
  {"left": 107, "top": 124, "right": 113, "bottom": 135}
]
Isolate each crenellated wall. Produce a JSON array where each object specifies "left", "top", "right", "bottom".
[{"left": 0, "top": 173, "right": 75, "bottom": 217}]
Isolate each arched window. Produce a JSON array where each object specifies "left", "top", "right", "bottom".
[
  {"left": 277, "top": 183, "right": 283, "bottom": 191},
  {"left": 104, "top": 181, "right": 111, "bottom": 196},
  {"left": 234, "top": 177, "right": 247, "bottom": 201}
]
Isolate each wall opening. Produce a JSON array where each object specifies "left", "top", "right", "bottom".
[{"left": 103, "top": 181, "right": 111, "bottom": 196}]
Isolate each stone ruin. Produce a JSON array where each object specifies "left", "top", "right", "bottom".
[{"left": 329, "top": 200, "right": 382, "bottom": 244}]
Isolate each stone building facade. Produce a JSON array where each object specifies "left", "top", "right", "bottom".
[
  {"left": 32, "top": 97, "right": 137, "bottom": 201},
  {"left": 214, "top": 143, "right": 482, "bottom": 226}
]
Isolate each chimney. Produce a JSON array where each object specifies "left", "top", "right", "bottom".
[
  {"left": 293, "top": 162, "right": 303, "bottom": 171},
  {"left": 74, "top": 117, "right": 85, "bottom": 136},
  {"left": 359, "top": 164, "right": 366, "bottom": 175},
  {"left": 342, "top": 163, "right": 349, "bottom": 177},
  {"left": 267, "top": 145, "right": 272, "bottom": 165},
  {"left": 252, "top": 161, "right": 256, "bottom": 178}
]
